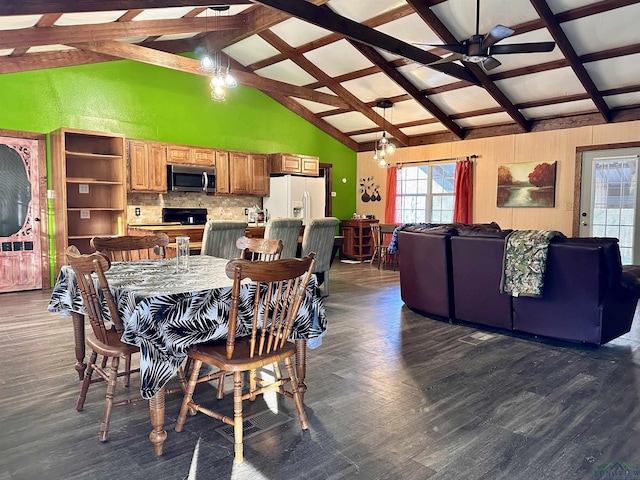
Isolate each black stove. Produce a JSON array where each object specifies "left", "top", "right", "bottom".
[{"left": 162, "top": 207, "right": 208, "bottom": 225}]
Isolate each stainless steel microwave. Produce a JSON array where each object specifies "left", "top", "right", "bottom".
[{"left": 167, "top": 164, "right": 216, "bottom": 193}]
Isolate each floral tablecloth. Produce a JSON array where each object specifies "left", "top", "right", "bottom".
[{"left": 48, "top": 255, "right": 326, "bottom": 399}]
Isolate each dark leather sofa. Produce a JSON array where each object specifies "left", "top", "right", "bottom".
[{"left": 398, "top": 224, "right": 638, "bottom": 345}]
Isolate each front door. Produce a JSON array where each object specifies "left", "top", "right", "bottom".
[
  {"left": 0, "top": 136, "right": 43, "bottom": 292},
  {"left": 579, "top": 147, "right": 640, "bottom": 264}
]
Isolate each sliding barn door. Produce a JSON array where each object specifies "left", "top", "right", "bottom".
[{"left": 0, "top": 136, "right": 43, "bottom": 292}]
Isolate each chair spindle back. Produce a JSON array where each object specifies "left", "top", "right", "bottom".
[
  {"left": 235, "top": 236, "right": 284, "bottom": 261},
  {"left": 90, "top": 233, "right": 169, "bottom": 262}
]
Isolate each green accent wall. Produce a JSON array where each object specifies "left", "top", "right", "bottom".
[{"left": 0, "top": 58, "right": 357, "bottom": 216}]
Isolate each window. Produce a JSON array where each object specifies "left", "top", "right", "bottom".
[{"left": 395, "top": 163, "right": 456, "bottom": 224}]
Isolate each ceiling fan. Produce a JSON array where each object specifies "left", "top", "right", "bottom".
[{"left": 422, "top": 0, "right": 556, "bottom": 71}]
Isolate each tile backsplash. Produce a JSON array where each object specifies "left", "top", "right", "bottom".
[{"left": 127, "top": 192, "right": 262, "bottom": 225}]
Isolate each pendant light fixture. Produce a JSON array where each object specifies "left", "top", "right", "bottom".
[
  {"left": 198, "top": 6, "right": 237, "bottom": 102},
  {"left": 372, "top": 99, "right": 396, "bottom": 168}
]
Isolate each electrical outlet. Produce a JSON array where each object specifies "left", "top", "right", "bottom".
[
  {"left": 135, "top": 207, "right": 141, "bottom": 216},
  {"left": 80, "top": 210, "right": 90, "bottom": 219},
  {"left": 244, "top": 208, "right": 249, "bottom": 215},
  {"left": 79, "top": 184, "right": 89, "bottom": 194},
  {"left": 331, "top": 191, "right": 337, "bottom": 197}
]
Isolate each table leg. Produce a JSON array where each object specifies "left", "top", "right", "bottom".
[
  {"left": 148, "top": 388, "right": 167, "bottom": 456},
  {"left": 71, "top": 312, "right": 86, "bottom": 380},
  {"left": 295, "top": 339, "right": 307, "bottom": 402}
]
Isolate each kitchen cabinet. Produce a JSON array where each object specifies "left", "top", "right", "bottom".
[
  {"left": 269, "top": 152, "right": 319, "bottom": 176},
  {"left": 51, "top": 128, "right": 127, "bottom": 275},
  {"left": 250, "top": 153, "right": 269, "bottom": 196},
  {"left": 167, "top": 143, "right": 216, "bottom": 167},
  {"left": 127, "top": 139, "right": 167, "bottom": 193},
  {"left": 217, "top": 151, "right": 269, "bottom": 196},
  {"left": 340, "top": 219, "right": 376, "bottom": 261}
]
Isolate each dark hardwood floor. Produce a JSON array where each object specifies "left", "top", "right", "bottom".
[{"left": 1, "top": 260, "right": 640, "bottom": 480}]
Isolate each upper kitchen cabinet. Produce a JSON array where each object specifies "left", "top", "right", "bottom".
[
  {"left": 269, "top": 153, "right": 319, "bottom": 176},
  {"left": 250, "top": 154, "right": 269, "bottom": 196},
  {"left": 127, "top": 139, "right": 167, "bottom": 193},
  {"left": 167, "top": 143, "right": 216, "bottom": 167},
  {"left": 51, "top": 128, "right": 127, "bottom": 274},
  {"left": 216, "top": 151, "right": 269, "bottom": 196}
]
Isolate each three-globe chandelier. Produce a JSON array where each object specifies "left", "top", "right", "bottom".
[{"left": 198, "top": 6, "right": 237, "bottom": 101}]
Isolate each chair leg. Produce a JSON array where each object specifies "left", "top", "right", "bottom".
[
  {"left": 216, "top": 372, "right": 226, "bottom": 400},
  {"left": 123, "top": 354, "right": 131, "bottom": 388},
  {"left": 76, "top": 351, "right": 98, "bottom": 412},
  {"left": 99, "top": 355, "right": 120, "bottom": 442},
  {"left": 175, "top": 359, "right": 203, "bottom": 432},
  {"left": 283, "top": 357, "right": 309, "bottom": 431},
  {"left": 232, "top": 371, "right": 244, "bottom": 463},
  {"left": 320, "top": 271, "right": 330, "bottom": 297},
  {"left": 249, "top": 368, "right": 257, "bottom": 401}
]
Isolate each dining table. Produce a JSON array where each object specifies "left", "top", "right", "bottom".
[{"left": 47, "top": 254, "right": 327, "bottom": 455}]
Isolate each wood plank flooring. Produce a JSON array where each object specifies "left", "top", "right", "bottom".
[{"left": 1, "top": 260, "right": 640, "bottom": 480}]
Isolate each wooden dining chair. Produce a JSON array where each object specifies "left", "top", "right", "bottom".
[
  {"left": 236, "top": 236, "right": 283, "bottom": 261},
  {"left": 175, "top": 254, "right": 316, "bottom": 463},
  {"left": 370, "top": 223, "right": 385, "bottom": 269},
  {"left": 90, "top": 233, "right": 169, "bottom": 262},
  {"left": 65, "top": 246, "right": 142, "bottom": 442}
]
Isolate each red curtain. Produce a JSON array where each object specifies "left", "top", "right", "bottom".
[
  {"left": 453, "top": 159, "right": 473, "bottom": 223},
  {"left": 384, "top": 166, "right": 398, "bottom": 223}
]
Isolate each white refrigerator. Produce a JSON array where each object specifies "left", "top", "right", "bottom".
[{"left": 262, "top": 175, "right": 326, "bottom": 225}]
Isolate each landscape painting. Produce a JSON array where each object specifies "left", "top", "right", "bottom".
[{"left": 497, "top": 161, "right": 557, "bottom": 207}]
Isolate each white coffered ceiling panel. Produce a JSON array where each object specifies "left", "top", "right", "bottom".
[
  {"left": 328, "top": 0, "right": 408, "bottom": 23},
  {"left": 292, "top": 98, "right": 341, "bottom": 114},
  {"left": 429, "top": 86, "right": 500, "bottom": 114},
  {"left": 520, "top": 99, "right": 597, "bottom": 120},
  {"left": 323, "top": 111, "right": 378, "bottom": 131},
  {"left": 255, "top": 59, "right": 318, "bottom": 86},
  {"left": 303, "top": 39, "right": 374, "bottom": 78},
  {"left": 269, "top": 18, "right": 332, "bottom": 48},
  {"left": 156, "top": 32, "right": 199, "bottom": 41},
  {"left": 55, "top": 12, "right": 127, "bottom": 26},
  {"left": 350, "top": 132, "right": 381, "bottom": 144},
  {"left": 375, "top": 13, "right": 440, "bottom": 46},
  {"left": 560, "top": 4, "right": 640, "bottom": 55},
  {"left": 495, "top": 67, "right": 586, "bottom": 104},
  {"left": 340, "top": 72, "right": 409, "bottom": 103},
  {"left": 132, "top": 7, "right": 195, "bottom": 21},
  {"left": 27, "top": 44, "right": 75, "bottom": 54},
  {"left": 229, "top": 36, "right": 281, "bottom": 67},
  {"left": 0, "top": 15, "right": 39, "bottom": 30},
  {"left": 454, "top": 112, "right": 514, "bottom": 128},
  {"left": 386, "top": 99, "right": 435, "bottom": 123},
  {"left": 400, "top": 122, "right": 449, "bottom": 135},
  {"left": 584, "top": 54, "right": 640, "bottom": 90},
  {"left": 196, "top": 6, "right": 251, "bottom": 17},
  {"left": 605, "top": 92, "right": 640, "bottom": 110},
  {"left": 401, "top": 64, "right": 461, "bottom": 90}
]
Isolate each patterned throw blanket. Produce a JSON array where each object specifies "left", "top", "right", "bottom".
[{"left": 500, "top": 229, "right": 565, "bottom": 297}]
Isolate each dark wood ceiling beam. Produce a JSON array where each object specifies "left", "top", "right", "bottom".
[
  {"left": 488, "top": 59, "right": 570, "bottom": 81},
  {"left": 601, "top": 84, "right": 640, "bottom": 96},
  {"left": 0, "top": 16, "right": 245, "bottom": 50},
  {"left": 250, "top": 0, "right": 479, "bottom": 85},
  {"left": 258, "top": 29, "right": 410, "bottom": 146},
  {"left": 350, "top": 41, "right": 465, "bottom": 139},
  {"left": 0, "top": 1, "right": 252, "bottom": 16},
  {"left": 515, "top": 93, "right": 591, "bottom": 109},
  {"left": 406, "top": 0, "right": 530, "bottom": 132},
  {"left": 0, "top": 49, "right": 114, "bottom": 74},
  {"left": 70, "top": 40, "right": 351, "bottom": 109},
  {"left": 117, "top": 9, "right": 144, "bottom": 22},
  {"left": 580, "top": 43, "right": 640, "bottom": 63},
  {"left": 555, "top": 0, "right": 640, "bottom": 23},
  {"left": 530, "top": 0, "right": 610, "bottom": 122},
  {"left": 348, "top": 118, "right": 441, "bottom": 137}
]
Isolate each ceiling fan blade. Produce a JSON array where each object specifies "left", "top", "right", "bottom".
[
  {"left": 482, "top": 56, "right": 501, "bottom": 70},
  {"left": 414, "top": 43, "right": 466, "bottom": 55},
  {"left": 427, "top": 53, "right": 464, "bottom": 67},
  {"left": 482, "top": 25, "right": 515, "bottom": 49},
  {"left": 490, "top": 42, "right": 556, "bottom": 54}
]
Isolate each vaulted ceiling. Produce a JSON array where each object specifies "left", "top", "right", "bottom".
[{"left": 1, "top": 0, "right": 639, "bottom": 152}]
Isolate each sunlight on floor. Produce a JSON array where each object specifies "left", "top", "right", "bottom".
[{"left": 187, "top": 438, "right": 200, "bottom": 480}]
